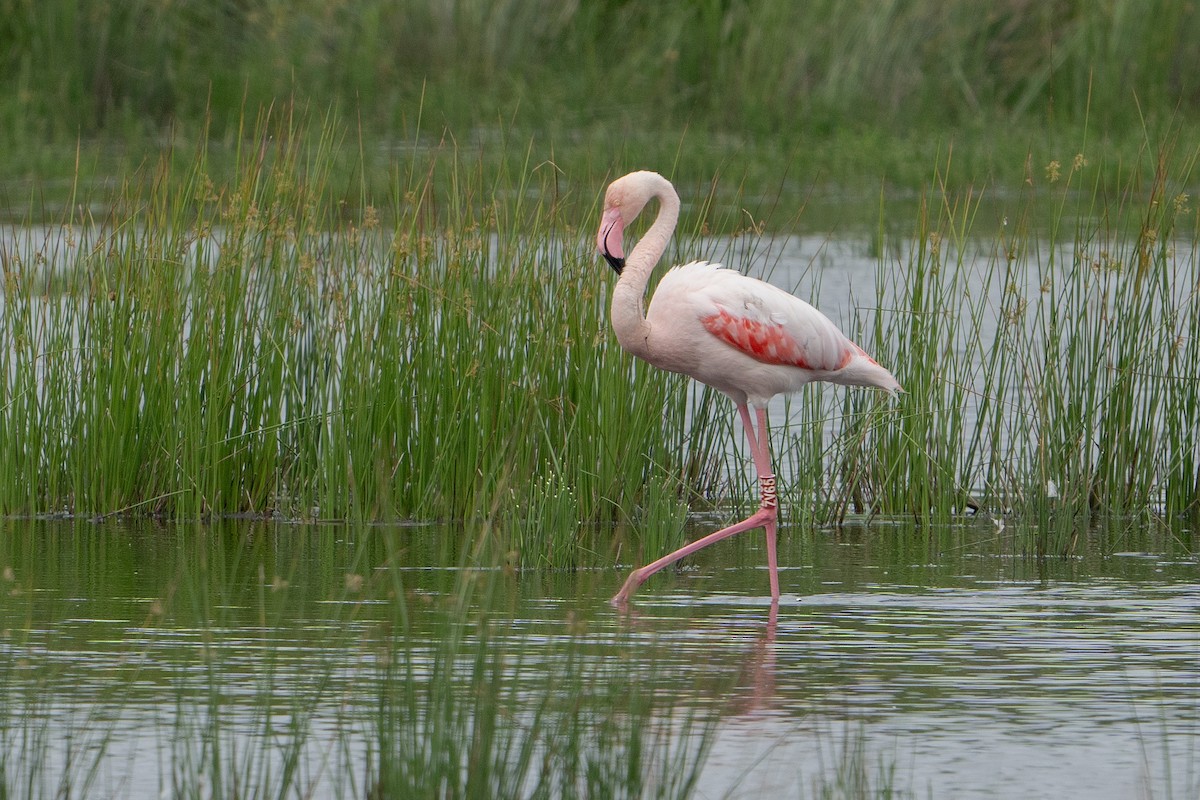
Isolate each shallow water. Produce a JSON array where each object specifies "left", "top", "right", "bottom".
[{"left": 2, "top": 517, "right": 1197, "bottom": 798}]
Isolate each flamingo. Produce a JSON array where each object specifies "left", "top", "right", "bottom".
[{"left": 597, "top": 170, "right": 901, "bottom": 605}]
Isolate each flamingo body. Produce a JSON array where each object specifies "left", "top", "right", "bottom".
[
  {"left": 597, "top": 171, "right": 900, "bottom": 605},
  {"left": 645, "top": 260, "right": 898, "bottom": 406}
]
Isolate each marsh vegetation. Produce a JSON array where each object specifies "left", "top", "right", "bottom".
[{"left": 2, "top": 112, "right": 1198, "bottom": 549}]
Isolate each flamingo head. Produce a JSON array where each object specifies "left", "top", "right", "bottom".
[{"left": 596, "top": 171, "right": 665, "bottom": 276}]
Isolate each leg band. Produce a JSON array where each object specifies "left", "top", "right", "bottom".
[{"left": 759, "top": 474, "right": 778, "bottom": 509}]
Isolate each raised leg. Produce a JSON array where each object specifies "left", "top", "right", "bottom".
[{"left": 611, "top": 403, "right": 781, "bottom": 605}]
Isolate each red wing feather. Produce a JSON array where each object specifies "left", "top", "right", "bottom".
[{"left": 701, "top": 308, "right": 850, "bottom": 371}]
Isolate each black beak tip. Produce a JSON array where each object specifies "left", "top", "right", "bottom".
[{"left": 604, "top": 253, "right": 625, "bottom": 275}]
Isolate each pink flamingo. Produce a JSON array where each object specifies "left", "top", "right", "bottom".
[{"left": 597, "top": 171, "right": 901, "bottom": 605}]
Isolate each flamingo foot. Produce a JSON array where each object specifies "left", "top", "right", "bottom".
[{"left": 610, "top": 570, "right": 645, "bottom": 607}]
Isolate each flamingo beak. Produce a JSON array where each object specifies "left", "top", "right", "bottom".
[{"left": 597, "top": 206, "right": 625, "bottom": 275}]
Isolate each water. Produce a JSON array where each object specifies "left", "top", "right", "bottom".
[{"left": 2, "top": 517, "right": 1197, "bottom": 798}]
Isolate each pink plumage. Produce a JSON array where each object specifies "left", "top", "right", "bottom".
[{"left": 597, "top": 171, "right": 900, "bottom": 605}]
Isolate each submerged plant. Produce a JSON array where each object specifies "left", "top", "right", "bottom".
[{"left": 368, "top": 577, "right": 719, "bottom": 799}]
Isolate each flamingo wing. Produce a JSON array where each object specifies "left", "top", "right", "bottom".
[
  {"left": 665, "top": 263, "right": 851, "bottom": 372},
  {"left": 701, "top": 304, "right": 852, "bottom": 371}
]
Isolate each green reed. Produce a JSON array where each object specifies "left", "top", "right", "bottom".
[
  {"left": 0, "top": 112, "right": 721, "bottom": 568},
  {"left": 787, "top": 133, "right": 1200, "bottom": 543},
  {"left": 4, "top": 99, "right": 1200, "bottom": 556}
]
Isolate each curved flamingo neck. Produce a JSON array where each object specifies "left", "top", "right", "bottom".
[{"left": 610, "top": 179, "right": 680, "bottom": 362}]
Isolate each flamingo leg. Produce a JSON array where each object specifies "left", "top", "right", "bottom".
[{"left": 611, "top": 403, "right": 781, "bottom": 605}]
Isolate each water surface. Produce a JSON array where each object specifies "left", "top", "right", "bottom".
[{"left": 2, "top": 517, "right": 1197, "bottom": 798}]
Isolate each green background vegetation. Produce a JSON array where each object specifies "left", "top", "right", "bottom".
[{"left": 4, "top": 0, "right": 1200, "bottom": 191}]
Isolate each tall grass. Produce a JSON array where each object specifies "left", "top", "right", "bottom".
[
  {"left": 0, "top": 111, "right": 727, "bottom": 559},
  {"left": 5, "top": 106, "right": 1200, "bottom": 546},
  {"left": 764, "top": 132, "right": 1200, "bottom": 545}
]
